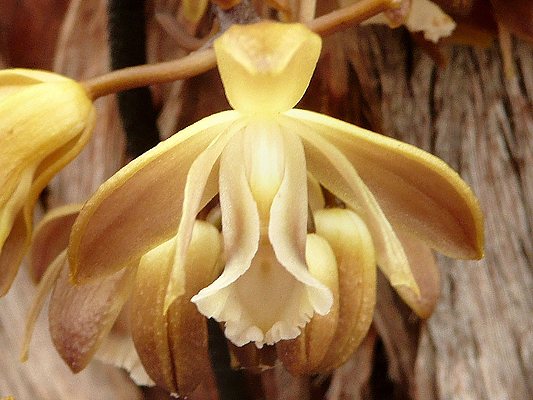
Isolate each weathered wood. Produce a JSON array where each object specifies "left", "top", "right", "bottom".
[{"left": 345, "top": 26, "right": 533, "bottom": 400}]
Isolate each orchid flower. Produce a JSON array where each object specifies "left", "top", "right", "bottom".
[
  {"left": 27, "top": 21, "right": 484, "bottom": 392},
  {"left": 0, "top": 69, "right": 96, "bottom": 296}
]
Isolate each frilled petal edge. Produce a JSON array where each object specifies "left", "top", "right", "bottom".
[{"left": 192, "top": 125, "right": 333, "bottom": 348}]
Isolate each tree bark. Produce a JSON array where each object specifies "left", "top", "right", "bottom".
[{"left": 346, "top": 26, "right": 533, "bottom": 400}]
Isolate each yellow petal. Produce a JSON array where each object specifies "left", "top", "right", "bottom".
[
  {"left": 214, "top": 21, "right": 321, "bottom": 114},
  {"left": 0, "top": 68, "right": 69, "bottom": 100},
  {"left": 0, "top": 77, "right": 93, "bottom": 209},
  {"left": 28, "top": 203, "right": 82, "bottom": 283},
  {"left": 0, "top": 72, "right": 95, "bottom": 295},
  {"left": 131, "top": 221, "right": 221, "bottom": 395},
  {"left": 311, "top": 208, "right": 376, "bottom": 372},
  {"left": 48, "top": 262, "right": 136, "bottom": 373},
  {"left": 286, "top": 109, "right": 484, "bottom": 261},
  {"left": 68, "top": 111, "right": 240, "bottom": 284}
]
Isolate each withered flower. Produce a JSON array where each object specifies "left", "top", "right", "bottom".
[{"left": 25, "top": 21, "right": 483, "bottom": 394}]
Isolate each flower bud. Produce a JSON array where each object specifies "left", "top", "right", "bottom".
[{"left": 0, "top": 68, "right": 95, "bottom": 296}]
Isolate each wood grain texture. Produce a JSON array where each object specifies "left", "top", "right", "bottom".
[{"left": 345, "top": 26, "right": 533, "bottom": 400}]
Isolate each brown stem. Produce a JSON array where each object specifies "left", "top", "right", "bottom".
[
  {"left": 81, "top": 0, "right": 396, "bottom": 100},
  {"left": 81, "top": 49, "right": 216, "bottom": 100},
  {"left": 308, "top": 0, "right": 398, "bottom": 36}
]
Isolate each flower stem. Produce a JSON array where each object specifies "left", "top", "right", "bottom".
[
  {"left": 307, "top": 0, "right": 398, "bottom": 36},
  {"left": 82, "top": 49, "right": 217, "bottom": 101},
  {"left": 81, "top": 0, "right": 395, "bottom": 101}
]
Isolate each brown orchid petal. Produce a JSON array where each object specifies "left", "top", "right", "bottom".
[
  {"left": 307, "top": 172, "right": 325, "bottom": 211},
  {"left": 130, "top": 239, "right": 176, "bottom": 392},
  {"left": 20, "top": 249, "right": 66, "bottom": 362},
  {"left": 287, "top": 109, "right": 484, "bottom": 261},
  {"left": 29, "top": 203, "right": 82, "bottom": 283},
  {"left": 48, "top": 261, "right": 136, "bottom": 373},
  {"left": 395, "top": 230, "right": 440, "bottom": 319},
  {"left": 130, "top": 221, "right": 221, "bottom": 395},
  {"left": 277, "top": 233, "right": 339, "bottom": 375},
  {"left": 286, "top": 115, "right": 419, "bottom": 301},
  {"left": 68, "top": 111, "right": 240, "bottom": 284},
  {"left": 311, "top": 209, "right": 377, "bottom": 372}
]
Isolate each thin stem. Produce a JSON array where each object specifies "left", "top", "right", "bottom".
[
  {"left": 308, "top": 0, "right": 398, "bottom": 36},
  {"left": 81, "top": 0, "right": 395, "bottom": 101},
  {"left": 82, "top": 49, "right": 216, "bottom": 100}
]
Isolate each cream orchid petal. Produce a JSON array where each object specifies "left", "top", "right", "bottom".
[
  {"left": 193, "top": 123, "right": 333, "bottom": 348},
  {"left": 222, "top": 244, "right": 327, "bottom": 348},
  {"left": 48, "top": 262, "right": 137, "bottom": 373},
  {"left": 95, "top": 330, "right": 155, "bottom": 387},
  {"left": 280, "top": 115, "right": 419, "bottom": 298},
  {"left": 268, "top": 128, "right": 333, "bottom": 316},
  {"left": 165, "top": 118, "right": 246, "bottom": 312},
  {"left": 192, "top": 128, "right": 261, "bottom": 343},
  {"left": 286, "top": 109, "right": 484, "bottom": 260},
  {"left": 69, "top": 110, "right": 240, "bottom": 284}
]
